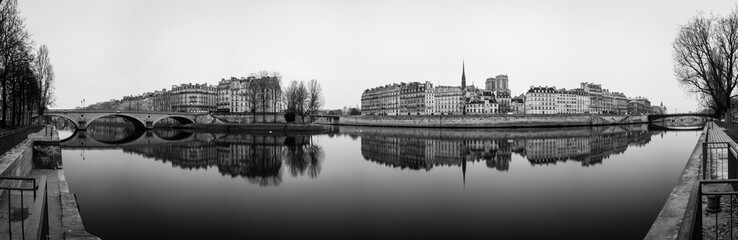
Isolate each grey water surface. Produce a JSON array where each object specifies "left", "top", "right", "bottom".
[{"left": 58, "top": 124, "right": 699, "bottom": 240}]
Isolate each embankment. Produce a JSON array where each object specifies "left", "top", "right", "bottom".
[
  {"left": 0, "top": 127, "right": 99, "bottom": 239},
  {"left": 321, "top": 114, "right": 648, "bottom": 128}
]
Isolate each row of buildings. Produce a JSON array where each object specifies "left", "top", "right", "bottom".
[
  {"left": 361, "top": 63, "right": 666, "bottom": 115},
  {"left": 86, "top": 76, "right": 283, "bottom": 113}
]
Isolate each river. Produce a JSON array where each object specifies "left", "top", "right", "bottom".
[{"left": 57, "top": 123, "right": 700, "bottom": 240}]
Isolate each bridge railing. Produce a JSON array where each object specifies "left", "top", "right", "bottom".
[{"left": 0, "top": 125, "right": 44, "bottom": 157}]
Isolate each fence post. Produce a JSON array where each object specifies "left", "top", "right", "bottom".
[
  {"left": 730, "top": 147, "right": 738, "bottom": 190},
  {"left": 693, "top": 183, "right": 703, "bottom": 239},
  {"left": 703, "top": 142, "right": 708, "bottom": 180}
]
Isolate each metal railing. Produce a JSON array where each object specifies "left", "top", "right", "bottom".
[
  {"left": 688, "top": 121, "right": 738, "bottom": 239},
  {"left": 0, "top": 176, "right": 40, "bottom": 240},
  {"left": 702, "top": 142, "right": 734, "bottom": 180},
  {"left": 0, "top": 125, "right": 44, "bottom": 157},
  {"left": 695, "top": 179, "right": 738, "bottom": 240}
]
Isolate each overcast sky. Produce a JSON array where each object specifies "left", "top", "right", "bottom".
[{"left": 17, "top": 0, "right": 738, "bottom": 112}]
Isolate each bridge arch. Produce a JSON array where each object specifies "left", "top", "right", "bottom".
[
  {"left": 150, "top": 115, "right": 195, "bottom": 127},
  {"left": 86, "top": 113, "right": 147, "bottom": 129},
  {"left": 41, "top": 114, "right": 81, "bottom": 129}
]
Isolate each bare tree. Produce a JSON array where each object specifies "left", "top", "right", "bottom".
[
  {"left": 306, "top": 79, "right": 323, "bottom": 122},
  {"left": 244, "top": 77, "right": 261, "bottom": 123},
  {"left": 296, "top": 81, "right": 308, "bottom": 122},
  {"left": 674, "top": 8, "right": 738, "bottom": 121},
  {"left": 34, "top": 44, "right": 54, "bottom": 121},
  {"left": 283, "top": 80, "right": 309, "bottom": 122},
  {"left": 0, "top": 0, "right": 31, "bottom": 126}
]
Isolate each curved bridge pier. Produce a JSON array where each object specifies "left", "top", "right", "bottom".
[{"left": 38, "top": 110, "right": 201, "bottom": 130}]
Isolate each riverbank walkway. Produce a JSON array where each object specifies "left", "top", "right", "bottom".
[
  {"left": 0, "top": 126, "right": 98, "bottom": 240},
  {"left": 645, "top": 121, "right": 735, "bottom": 240}
]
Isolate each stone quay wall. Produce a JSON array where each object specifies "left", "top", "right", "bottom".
[
  {"left": 0, "top": 135, "right": 36, "bottom": 189},
  {"left": 209, "top": 113, "right": 310, "bottom": 124},
  {"left": 327, "top": 114, "right": 648, "bottom": 128}
]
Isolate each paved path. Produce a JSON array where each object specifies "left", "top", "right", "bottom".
[{"left": 0, "top": 178, "right": 38, "bottom": 240}]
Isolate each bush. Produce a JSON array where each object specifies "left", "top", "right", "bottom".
[{"left": 284, "top": 112, "right": 296, "bottom": 123}]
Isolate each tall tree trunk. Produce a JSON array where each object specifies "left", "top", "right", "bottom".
[{"left": 1, "top": 77, "right": 6, "bottom": 127}]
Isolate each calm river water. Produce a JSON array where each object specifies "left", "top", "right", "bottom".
[{"left": 57, "top": 124, "right": 700, "bottom": 240}]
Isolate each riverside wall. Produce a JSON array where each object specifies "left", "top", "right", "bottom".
[
  {"left": 0, "top": 127, "right": 99, "bottom": 239},
  {"left": 209, "top": 113, "right": 308, "bottom": 124},
  {"left": 325, "top": 114, "right": 648, "bottom": 128},
  {"left": 644, "top": 123, "right": 707, "bottom": 239}
]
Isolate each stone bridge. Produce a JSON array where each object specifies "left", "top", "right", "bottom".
[{"left": 40, "top": 109, "right": 202, "bottom": 130}]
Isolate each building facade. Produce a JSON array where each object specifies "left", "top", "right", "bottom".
[
  {"left": 433, "top": 86, "right": 463, "bottom": 115},
  {"left": 580, "top": 82, "right": 603, "bottom": 114},
  {"left": 361, "top": 83, "right": 401, "bottom": 115},
  {"left": 628, "top": 97, "right": 652, "bottom": 115},
  {"left": 170, "top": 83, "right": 217, "bottom": 112},
  {"left": 525, "top": 86, "right": 557, "bottom": 114},
  {"left": 399, "top": 81, "right": 433, "bottom": 115}
]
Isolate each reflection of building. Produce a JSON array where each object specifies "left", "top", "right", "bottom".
[
  {"left": 525, "top": 137, "right": 591, "bottom": 164},
  {"left": 361, "top": 137, "right": 506, "bottom": 171},
  {"left": 358, "top": 125, "right": 652, "bottom": 170}
]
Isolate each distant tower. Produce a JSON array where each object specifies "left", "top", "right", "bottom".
[
  {"left": 485, "top": 77, "right": 496, "bottom": 91},
  {"left": 461, "top": 60, "right": 466, "bottom": 89}
]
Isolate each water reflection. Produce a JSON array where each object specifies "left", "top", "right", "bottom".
[
  {"left": 61, "top": 124, "right": 658, "bottom": 185},
  {"left": 336, "top": 124, "right": 656, "bottom": 172},
  {"left": 60, "top": 125, "right": 324, "bottom": 187},
  {"left": 59, "top": 123, "right": 700, "bottom": 240}
]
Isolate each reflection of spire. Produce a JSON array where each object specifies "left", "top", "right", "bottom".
[{"left": 462, "top": 158, "right": 466, "bottom": 189}]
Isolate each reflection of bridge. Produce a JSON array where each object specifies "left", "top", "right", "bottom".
[
  {"left": 648, "top": 113, "right": 716, "bottom": 122},
  {"left": 647, "top": 113, "right": 714, "bottom": 130},
  {"left": 60, "top": 130, "right": 196, "bottom": 149},
  {"left": 40, "top": 109, "right": 202, "bottom": 130}
]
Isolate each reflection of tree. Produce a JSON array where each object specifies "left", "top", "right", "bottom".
[
  {"left": 283, "top": 137, "right": 324, "bottom": 178},
  {"left": 88, "top": 129, "right": 327, "bottom": 187},
  {"left": 241, "top": 144, "right": 283, "bottom": 187},
  {"left": 306, "top": 145, "right": 324, "bottom": 178}
]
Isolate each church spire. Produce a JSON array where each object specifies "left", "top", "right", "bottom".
[{"left": 461, "top": 60, "right": 466, "bottom": 89}]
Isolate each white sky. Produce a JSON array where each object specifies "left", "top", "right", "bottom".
[{"left": 17, "top": 0, "right": 738, "bottom": 112}]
